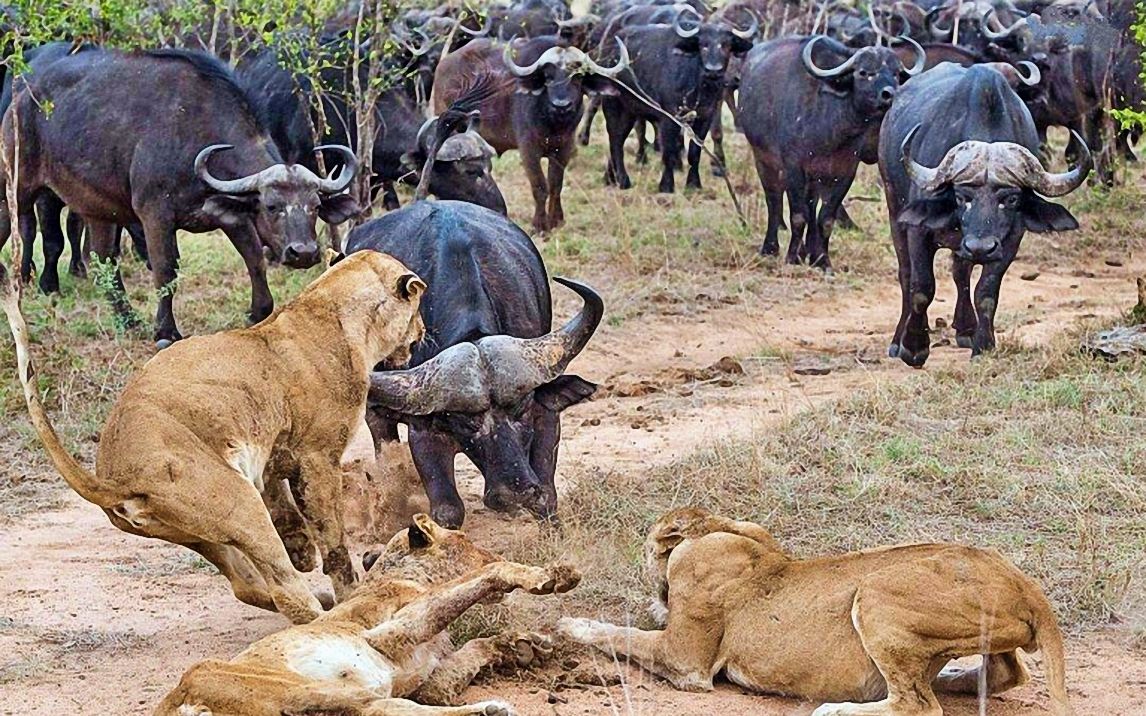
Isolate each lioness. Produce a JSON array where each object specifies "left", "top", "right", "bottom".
[
  {"left": 156, "top": 514, "right": 580, "bottom": 716},
  {"left": 560, "top": 507, "right": 1072, "bottom": 716},
  {"left": 0, "top": 252, "right": 425, "bottom": 624}
]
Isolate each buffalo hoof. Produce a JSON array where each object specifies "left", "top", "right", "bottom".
[
  {"left": 759, "top": 241, "right": 779, "bottom": 257},
  {"left": 616, "top": 175, "right": 632, "bottom": 190},
  {"left": 887, "top": 343, "right": 901, "bottom": 358},
  {"left": 956, "top": 334, "right": 974, "bottom": 349},
  {"left": 897, "top": 343, "right": 929, "bottom": 369},
  {"left": 69, "top": 263, "right": 87, "bottom": 279},
  {"left": 430, "top": 502, "right": 466, "bottom": 530},
  {"left": 711, "top": 163, "right": 726, "bottom": 178}
]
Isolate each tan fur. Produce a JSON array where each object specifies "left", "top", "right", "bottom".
[
  {"left": 1, "top": 252, "right": 427, "bottom": 624},
  {"left": 561, "top": 507, "right": 1073, "bottom": 716},
  {"left": 155, "top": 514, "right": 580, "bottom": 716}
]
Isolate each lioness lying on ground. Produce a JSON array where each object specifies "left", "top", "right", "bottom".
[
  {"left": 156, "top": 514, "right": 579, "bottom": 716},
  {"left": 560, "top": 507, "right": 1072, "bottom": 716},
  {"left": 0, "top": 253, "right": 426, "bottom": 624}
]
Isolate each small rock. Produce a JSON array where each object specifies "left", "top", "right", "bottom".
[
  {"left": 1105, "top": 258, "right": 1124, "bottom": 267},
  {"left": 717, "top": 378, "right": 735, "bottom": 387},
  {"left": 793, "top": 363, "right": 832, "bottom": 376},
  {"left": 547, "top": 691, "right": 568, "bottom": 704},
  {"left": 1020, "top": 271, "right": 1040, "bottom": 281},
  {"left": 710, "top": 355, "right": 745, "bottom": 375}
]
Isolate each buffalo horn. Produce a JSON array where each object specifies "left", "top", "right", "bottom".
[
  {"left": 981, "top": 8, "right": 1026, "bottom": 39},
  {"left": 313, "top": 145, "right": 358, "bottom": 193},
  {"left": 926, "top": 7, "right": 953, "bottom": 40},
  {"left": 673, "top": 6, "right": 701, "bottom": 38},
  {"left": 582, "top": 38, "right": 631, "bottom": 78},
  {"left": 801, "top": 35, "right": 860, "bottom": 78},
  {"left": 503, "top": 43, "right": 566, "bottom": 76},
  {"left": 896, "top": 35, "right": 927, "bottom": 76},
  {"left": 195, "top": 144, "right": 262, "bottom": 194},
  {"left": 1029, "top": 130, "right": 1091, "bottom": 197},
  {"left": 729, "top": 12, "right": 758, "bottom": 40},
  {"left": 900, "top": 124, "right": 942, "bottom": 190},
  {"left": 1015, "top": 60, "right": 1041, "bottom": 86}
]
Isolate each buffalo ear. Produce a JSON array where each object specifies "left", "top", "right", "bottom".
[
  {"left": 582, "top": 75, "right": 620, "bottom": 97},
  {"left": 201, "top": 194, "right": 257, "bottom": 226},
  {"left": 898, "top": 196, "right": 957, "bottom": 230},
  {"left": 674, "top": 36, "right": 700, "bottom": 54},
  {"left": 731, "top": 36, "right": 754, "bottom": 55},
  {"left": 319, "top": 193, "right": 360, "bottom": 225},
  {"left": 535, "top": 375, "right": 597, "bottom": 412},
  {"left": 1022, "top": 195, "right": 1079, "bottom": 233}
]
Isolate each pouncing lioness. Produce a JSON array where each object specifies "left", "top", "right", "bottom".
[
  {"left": 156, "top": 514, "right": 579, "bottom": 716},
  {"left": 0, "top": 252, "right": 426, "bottom": 624},
  {"left": 560, "top": 507, "right": 1072, "bottom": 716}
]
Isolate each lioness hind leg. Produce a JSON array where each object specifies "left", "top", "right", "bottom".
[
  {"left": 358, "top": 698, "right": 516, "bottom": 716},
  {"left": 189, "top": 542, "right": 276, "bottom": 612},
  {"left": 934, "top": 651, "right": 1030, "bottom": 695},
  {"left": 414, "top": 632, "right": 552, "bottom": 706}
]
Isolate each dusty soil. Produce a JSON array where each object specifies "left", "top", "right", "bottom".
[{"left": 2, "top": 252, "right": 1145, "bottom": 714}]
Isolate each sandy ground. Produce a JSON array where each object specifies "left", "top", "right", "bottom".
[{"left": 2, "top": 251, "right": 1145, "bottom": 714}]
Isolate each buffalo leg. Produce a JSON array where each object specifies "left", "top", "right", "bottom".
[
  {"left": 897, "top": 229, "right": 937, "bottom": 368},
  {"left": 971, "top": 248, "right": 1019, "bottom": 357},
  {"left": 125, "top": 222, "right": 151, "bottom": 268},
  {"left": 409, "top": 426, "right": 466, "bottom": 529},
  {"left": 810, "top": 175, "right": 854, "bottom": 272},
  {"left": 710, "top": 108, "right": 727, "bottom": 178},
  {"left": 603, "top": 100, "right": 635, "bottom": 189},
  {"left": 17, "top": 205, "right": 37, "bottom": 285},
  {"left": 87, "top": 220, "right": 143, "bottom": 332},
  {"left": 224, "top": 224, "right": 274, "bottom": 328},
  {"left": 888, "top": 219, "right": 912, "bottom": 358},
  {"left": 753, "top": 155, "right": 783, "bottom": 256},
  {"left": 578, "top": 95, "right": 600, "bottom": 146},
  {"left": 35, "top": 194, "right": 66, "bottom": 294},
  {"left": 521, "top": 146, "right": 550, "bottom": 233},
  {"left": 138, "top": 215, "right": 183, "bottom": 348},
  {"left": 545, "top": 149, "right": 568, "bottom": 231},
  {"left": 382, "top": 181, "right": 401, "bottom": 211},
  {"left": 658, "top": 120, "right": 683, "bottom": 194},
  {"left": 635, "top": 119, "right": 649, "bottom": 166},
  {"left": 783, "top": 168, "right": 810, "bottom": 265},
  {"left": 684, "top": 116, "right": 711, "bottom": 191},
  {"left": 65, "top": 210, "right": 86, "bottom": 278},
  {"left": 951, "top": 257, "right": 976, "bottom": 349}
]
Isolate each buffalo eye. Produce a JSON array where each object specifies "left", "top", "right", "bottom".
[{"left": 999, "top": 191, "right": 1021, "bottom": 210}]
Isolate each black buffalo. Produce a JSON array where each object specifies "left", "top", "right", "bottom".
[
  {"left": 1, "top": 48, "right": 358, "bottom": 347},
  {"left": 601, "top": 8, "right": 756, "bottom": 193},
  {"left": 738, "top": 35, "right": 924, "bottom": 268},
  {"left": 432, "top": 36, "right": 629, "bottom": 232},
  {"left": 350, "top": 201, "right": 602, "bottom": 528},
  {"left": 879, "top": 63, "right": 1090, "bottom": 367}
]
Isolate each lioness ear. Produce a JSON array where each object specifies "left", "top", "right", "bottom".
[
  {"left": 362, "top": 549, "right": 381, "bottom": 571},
  {"left": 407, "top": 523, "right": 432, "bottom": 549},
  {"left": 326, "top": 249, "right": 346, "bottom": 267},
  {"left": 397, "top": 273, "right": 427, "bottom": 301},
  {"left": 655, "top": 527, "right": 686, "bottom": 555}
]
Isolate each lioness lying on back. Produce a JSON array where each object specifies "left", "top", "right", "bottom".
[
  {"left": 560, "top": 507, "right": 1072, "bottom": 716},
  {"left": 158, "top": 514, "right": 580, "bottom": 716}
]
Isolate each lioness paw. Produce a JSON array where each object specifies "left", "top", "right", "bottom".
[
  {"left": 544, "top": 563, "right": 581, "bottom": 593},
  {"left": 557, "top": 616, "right": 600, "bottom": 643},
  {"left": 475, "top": 700, "right": 516, "bottom": 716},
  {"left": 496, "top": 631, "right": 554, "bottom": 667},
  {"left": 811, "top": 702, "right": 864, "bottom": 716}
]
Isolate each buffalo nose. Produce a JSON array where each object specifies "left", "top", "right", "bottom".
[
  {"left": 283, "top": 243, "right": 319, "bottom": 268},
  {"left": 550, "top": 97, "right": 573, "bottom": 109},
  {"left": 963, "top": 236, "right": 1000, "bottom": 259},
  {"left": 879, "top": 86, "right": 896, "bottom": 106}
]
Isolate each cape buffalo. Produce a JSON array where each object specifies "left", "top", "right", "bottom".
[
  {"left": 0, "top": 48, "right": 358, "bottom": 347},
  {"left": 739, "top": 35, "right": 924, "bottom": 268},
  {"left": 879, "top": 63, "right": 1090, "bottom": 367},
  {"left": 349, "top": 201, "right": 602, "bottom": 528},
  {"left": 432, "top": 36, "right": 629, "bottom": 232}
]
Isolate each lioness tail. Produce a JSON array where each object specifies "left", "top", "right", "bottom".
[
  {"left": 1029, "top": 587, "right": 1073, "bottom": 716},
  {"left": 0, "top": 265, "right": 105, "bottom": 503}
]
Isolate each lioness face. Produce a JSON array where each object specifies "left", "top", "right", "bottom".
[{"left": 361, "top": 514, "right": 502, "bottom": 586}]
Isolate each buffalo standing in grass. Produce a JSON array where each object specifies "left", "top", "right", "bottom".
[
  {"left": 1, "top": 48, "right": 358, "bottom": 347},
  {"left": 739, "top": 35, "right": 925, "bottom": 269},
  {"left": 352, "top": 201, "right": 602, "bottom": 528},
  {"left": 880, "top": 63, "right": 1090, "bottom": 367},
  {"left": 600, "top": 9, "right": 756, "bottom": 194},
  {"left": 432, "top": 36, "right": 629, "bottom": 232}
]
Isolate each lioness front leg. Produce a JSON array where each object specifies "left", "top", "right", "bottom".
[
  {"left": 295, "top": 452, "right": 356, "bottom": 601},
  {"left": 365, "top": 562, "right": 579, "bottom": 654},
  {"left": 414, "top": 632, "right": 553, "bottom": 705},
  {"left": 557, "top": 617, "right": 717, "bottom": 692},
  {"left": 357, "top": 699, "right": 516, "bottom": 716}
]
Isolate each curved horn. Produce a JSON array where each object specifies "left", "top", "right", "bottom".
[
  {"left": 673, "top": 6, "right": 701, "bottom": 38},
  {"left": 313, "top": 145, "right": 358, "bottom": 193},
  {"left": 981, "top": 8, "right": 1025, "bottom": 40},
  {"left": 900, "top": 124, "right": 943, "bottom": 191},
  {"left": 503, "top": 42, "right": 564, "bottom": 77},
  {"left": 582, "top": 37, "right": 631, "bottom": 78},
  {"left": 896, "top": 35, "right": 927, "bottom": 75},
  {"left": 1015, "top": 59, "right": 1041, "bottom": 86},
  {"left": 195, "top": 144, "right": 262, "bottom": 194},
  {"left": 458, "top": 12, "right": 492, "bottom": 36},
  {"left": 729, "top": 11, "right": 757, "bottom": 39},
  {"left": 1027, "top": 129, "right": 1091, "bottom": 197},
  {"left": 369, "top": 342, "right": 491, "bottom": 415},
  {"left": 801, "top": 35, "right": 861, "bottom": 79},
  {"left": 408, "top": 28, "right": 435, "bottom": 56},
  {"left": 926, "top": 7, "right": 953, "bottom": 40},
  {"left": 477, "top": 277, "right": 604, "bottom": 401}
]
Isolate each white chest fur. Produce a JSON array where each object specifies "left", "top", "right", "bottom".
[{"left": 286, "top": 634, "right": 396, "bottom": 695}]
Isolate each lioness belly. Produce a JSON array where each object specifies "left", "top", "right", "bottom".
[
  {"left": 718, "top": 593, "right": 885, "bottom": 702},
  {"left": 284, "top": 633, "right": 397, "bottom": 694}
]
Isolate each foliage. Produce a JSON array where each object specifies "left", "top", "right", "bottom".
[{"left": 1112, "top": 1, "right": 1146, "bottom": 130}]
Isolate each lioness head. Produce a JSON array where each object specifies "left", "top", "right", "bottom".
[
  {"left": 361, "top": 513, "right": 501, "bottom": 586},
  {"left": 297, "top": 250, "right": 427, "bottom": 368},
  {"left": 644, "top": 507, "right": 784, "bottom": 605}
]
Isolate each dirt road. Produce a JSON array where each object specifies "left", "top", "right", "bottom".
[{"left": 2, "top": 252, "right": 1144, "bottom": 714}]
